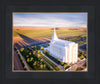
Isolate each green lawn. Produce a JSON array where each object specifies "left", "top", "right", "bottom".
[{"left": 13, "top": 29, "right": 87, "bottom": 38}]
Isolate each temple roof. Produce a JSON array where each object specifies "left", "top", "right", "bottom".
[
  {"left": 51, "top": 28, "right": 76, "bottom": 47},
  {"left": 52, "top": 39, "right": 75, "bottom": 47},
  {"left": 51, "top": 28, "right": 58, "bottom": 41}
]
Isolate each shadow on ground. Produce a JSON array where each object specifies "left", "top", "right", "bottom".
[{"left": 14, "top": 32, "right": 50, "bottom": 49}]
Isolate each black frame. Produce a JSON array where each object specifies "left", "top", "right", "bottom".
[{"left": 1, "top": 0, "right": 99, "bottom": 84}]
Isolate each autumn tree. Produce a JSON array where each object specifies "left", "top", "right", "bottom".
[
  {"left": 61, "top": 61, "right": 64, "bottom": 65},
  {"left": 27, "top": 58, "right": 30, "bottom": 62},
  {"left": 40, "top": 64, "right": 44, "bottom": 69},
  {"left": 40, "top": 47, "right": 44, "bottom": 50},
  {"left": 20, "top": 48, "right": 24, "bottom": 52}
]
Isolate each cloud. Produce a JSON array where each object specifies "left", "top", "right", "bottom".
[{"left": 13, "top": 13, "right": 87, "bottom": 28}]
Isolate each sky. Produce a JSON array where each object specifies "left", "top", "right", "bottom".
[{"left": 13, "top": 13, "right": 87, "bottom": 28}]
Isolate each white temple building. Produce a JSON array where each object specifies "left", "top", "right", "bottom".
[{"left": 46, "top": 28, "right": 78, "bottom": 64}]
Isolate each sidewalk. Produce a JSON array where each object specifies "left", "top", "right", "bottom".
[
  {"left": 40, "top": 50, "right": 65, "bottom": 71},
  {"left": 17, "top": 50, "right": 30, "bottom": 71}
]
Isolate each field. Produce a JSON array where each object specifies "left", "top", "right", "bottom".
[
  {"left": 13, "top": 27, "right": 87, "bottom": 48},
  {"left": 13, "top": 27, "right": 87, "bottom": 71},
  {"left": 13, "top": 27, "right": 87, "bottom": 38}
]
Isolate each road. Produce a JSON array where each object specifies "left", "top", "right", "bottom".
[
  {"left": 17, "top": 49, "right": 30, "bottom": 71},
  {"left": 67, "top": 58, "right": 87, "bottom": 71},
  {"left": 78, "top": 43, "right": 86, "bottom": 52},
  {"left": 14, "top": 50, "right": 24, "bottom": 70}
]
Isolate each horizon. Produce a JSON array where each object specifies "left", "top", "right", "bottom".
[{"left": 13, "top": 13, "right": 87, "bottom": 28}]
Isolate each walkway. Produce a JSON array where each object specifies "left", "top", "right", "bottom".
[
  {"left": 67, "top": 58, "right": 87, "bottom": 71},
  {"left": 40, "top": 57, "right": 55, "bottom": 70},
  {"left": 40, "top": 50, "right": 65, "bottom": 71},
  {"left": 17, "top": 49, "right": 30, "bottom": 71}
]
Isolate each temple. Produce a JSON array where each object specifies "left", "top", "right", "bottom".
[{"left": 47, "top": 28, "right": 78, "bottom": 64}]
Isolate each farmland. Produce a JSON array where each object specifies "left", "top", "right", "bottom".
[
  {"left": 13, "top": 27, "right": 87, "bottom": 49},
  {"left": 13, "top": 27, "right": 87, "bottom": 71},
  {"left": 13, "top": 27, "right": 87, "bottom": 38}
]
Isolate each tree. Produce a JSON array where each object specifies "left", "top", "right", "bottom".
[
  {"left": 26, "top": 55, "right": 29, "bottom": 58},
  {"left": 36, "top": 50, "right": 39, "bottom": 54},
  {"left": 24, "top": 66, "right": 27, "bottom": 70},
  {"left": 33, "top": 61, "right": 37, "bottom": 66},
  {"left": 40, "top": 59, "right": 43, "bottom": 62},
  {"left": 37, "top": 54, "right": 40, "bottom": 58},
  {"left": 80, "top": 55, "right": 84, "bottom": 60},
  {"left": 55, "top": 67, "right": 59, "bottom": 70},
  {"left": 20, "top": 57, "right": 22, "bottom": 60},
  {"left": 47, "top": 52, "right": 51, "bottom": 56},
  {"left": 40, "top": 64, "right": 44, "bottom": 69},
  {"left": 29, "top": 52, "right": 31, "bottom": 55},
  {"left": 76, "top": 67, "right": 82, "bottom": 71},
  {"left": 63, "top": 64, "right": 67, "bottom": 69},
  {"left": 40, "top": 47, "right": 44, "bottom": 50},
  {"left": 30, "top": 57, "right": 34, "bottom": 61},
  {"left": 27, "top": 58, "right": 30, "bottom": 62},
  {"left": 20, "top": 48, "right": 24, "bottom": 52},
  {"left": 63, "top": 63, "right": 69, "bottom": 69},
  {"left": 33, "top": 51, "right": 36, "bottom": 55},
  {"left": 43, "top": 50, "right": 47, "bottom": 53},
  {"left": 61, "top": 61, "right": 64, "bottom": 65},
  {"left": 43, "top": 64, "right": 46, "bottom": 69}
]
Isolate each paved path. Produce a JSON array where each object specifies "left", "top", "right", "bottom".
[
  {"left": 40, "top": 57, "right": 55, "bottom": 70},
  {"left": 40, "top": 50, "right": 65, "bottom": 71},
  {"left": 14, "top": 50, "right": 24, "bottom": 70},
  {"left": 67, "top": 58, "right": 87, "bottom": 71},
  {"left": 17, "top": 49, "right": 30, "bottom": 71}
]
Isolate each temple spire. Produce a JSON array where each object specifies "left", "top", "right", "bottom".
[{"left": 51, "top": 27, "right": 58, "bottom": 41}]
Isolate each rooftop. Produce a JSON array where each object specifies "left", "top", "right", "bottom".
[{"left": 51, "top": 39, "right": 75, "bottom": 47}]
